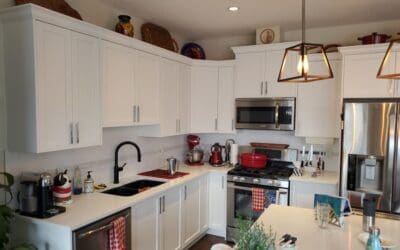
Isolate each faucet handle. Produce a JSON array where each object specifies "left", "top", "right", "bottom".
[{"left": 120, "top": 163, "right": 127, "bottom": 169}]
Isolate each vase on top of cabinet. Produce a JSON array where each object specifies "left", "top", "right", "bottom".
[{"left": 115, "top": 15, "right": 134, "bottom": 37}]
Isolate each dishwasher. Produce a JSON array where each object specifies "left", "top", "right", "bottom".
[{"left": 73, "top": 208, "right": 131, "bottom": 250}]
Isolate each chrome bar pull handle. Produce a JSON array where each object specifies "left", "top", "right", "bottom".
[
  {"left": 231, "top": 119, "right": 234, "bottom": 131},
  {"left": 260, "top": 81, "right": 263, "bottom": 95},
  {"left": 133, "top": 105, "right": 137, "bottom": 122},
  {"left": 70, "top": 123, "right": 74, "bottom": 144},
  {"left": 265, "top": 81, "right": 268, "bottom": 95},
  {"left": 275, "top": 103, "right": 280, "bottom": 129},
  {"left": 215, "top": 118, "right": 218, "bottom": 131},
  {"left": 138, "top": 106, "right": 140, "bottom": 122},
  {"left": 221, "top": 176, "right": 224, "bottom": 189},
  {"left": 75, "top": 122, "right": 79, "bottom": 144}
]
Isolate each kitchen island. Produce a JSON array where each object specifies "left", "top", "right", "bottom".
[{"left": 258, "top": 205, "right": 400, "bottom": 250}]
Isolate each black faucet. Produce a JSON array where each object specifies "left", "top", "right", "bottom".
[{"left": 114, "top": 141, "right": 141, "bottom": 184}]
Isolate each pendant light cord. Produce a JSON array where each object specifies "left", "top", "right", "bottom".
[{"left": 302, "top": 0, "right": 305, "bottom": 43}]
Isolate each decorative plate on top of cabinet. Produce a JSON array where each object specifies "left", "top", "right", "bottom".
[
  {"left": 259, "top": 28, "right": 275, "bottom": 44},
  {"left": 181, "top": 43, "right": 206, "bottom": 59}
]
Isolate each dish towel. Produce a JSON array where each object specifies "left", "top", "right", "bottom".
[
  {"left": 108, "top": 216, "right": 126, "bottom": 250},
  {"left": 252, "top": 187, "right": 265, "bottom": 212}
]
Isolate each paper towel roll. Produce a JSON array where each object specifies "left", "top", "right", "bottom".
[{"left": 230, "top": 143, "right": 239, "bottom": 165}]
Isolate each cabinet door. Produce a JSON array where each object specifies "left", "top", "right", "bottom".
[
  {"left": 101, "top": 41, "right": 135, "bottom": 127},
  {"left": 182, "top": 179, "right": 200, "bottom": 246},
  {"left": 35, "top": 21, "right": 72, "bottom": 152},
  {"left": 159, "top": 58, "right": 179, "bottom": 136},
  {"left": 218, "top": 66, "right": 235, "bottom": 133},
  {"left": 191, "top": 66, "right": 218, "bottom": 133},
  {"left": 135, "top": 51, "right": 160, "bottom": 125},
  {"left": 71, "top": 32, "right": 101, "bottom": 147},
  {"left": 234, "top": 52, "right": 265, "bottom": 98},
  {"left": 161, "top": 187, "right": 181, "bottom": 250},
  {"left": 295, "top": 60, "right": 341, "bottom": 138},
  {"left": 265, "top": 49, "right": 298, "bottom": 97},
  {"left": 343, "top": 53, "right": 395, "bottom": 98},
  {"left": 200, "top": 175, "right": 209, "bottom": 232},
  {"left": 132, "top": 197, "right": 159, "bottom": 250},
  {"left": 178, "top": 64, "right": 191, "bottom": 134},
  {"left": 208, "top": 172, "right": 227, "bottom": 237}
]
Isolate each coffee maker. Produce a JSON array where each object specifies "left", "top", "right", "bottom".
[{"left": 18, "top": 172, "right": 65, "bottom": 218}]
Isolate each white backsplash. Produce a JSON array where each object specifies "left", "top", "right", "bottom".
[
  {"left": 197, "top": 130, "right": 341, "bottom": 172},
  {"left": 5, "top": 127, "right": 186, "bottom": 186}
]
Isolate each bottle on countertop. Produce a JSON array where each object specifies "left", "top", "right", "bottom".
[
  {"left": 83, "top": 171, "right": 94, "bottom": 193},
  {"left": 366, "top": 227, "right": 382, "bottom": 250},
  {"left": 73, "top": 166, "right": 83, "bottom": 195}
]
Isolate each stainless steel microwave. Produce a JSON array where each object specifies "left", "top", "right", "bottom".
[{"left": 235, "top": 98, "right": 295, "bottom": 130}]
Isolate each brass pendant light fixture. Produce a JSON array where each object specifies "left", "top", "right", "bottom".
[
  {"left": 278, "top": 0, "right": 333, "bottom": 83},
  {"left": 377, "top": 35, "right": 400, "bottom": 79}
]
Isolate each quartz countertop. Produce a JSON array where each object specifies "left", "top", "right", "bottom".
[
  {"left": 257, "top": 205, "right": 400, "bottom": 250},
  {"left": 289, "top": 170, "right": 339, "bottom": 185},
  {"left": 16, "top": 164, "right": 232, "bottom": 231}
]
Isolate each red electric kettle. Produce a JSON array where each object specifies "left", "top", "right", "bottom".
[{"left": 209, "top": 143, "right": 223, "bottom": 165}]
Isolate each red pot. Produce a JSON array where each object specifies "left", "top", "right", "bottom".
[
  {"left": 240, "top": 153, "right": 267, "bottom": 169},
  {"left": 358, "top": 32, "right": 391, "bottom": 45}
]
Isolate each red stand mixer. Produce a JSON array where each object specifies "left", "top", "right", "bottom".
[
  {"left": 186, "top": 135, "right": 204, "bottom": 166},
  {"left": 209, "top": 143, "right": 224, "bottom": 166}
]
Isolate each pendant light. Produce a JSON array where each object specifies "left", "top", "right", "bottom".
[
  {"left": 278, "top": 0, "right": 333, "bottom": 83},
  {"left": 377, "top": 36, "right": 400, "bottom": 79}
]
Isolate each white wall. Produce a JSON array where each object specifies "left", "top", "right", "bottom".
[
  {"left": 198, "top": 130, "right": 341, "bottom": 172},
  {"left": 194, "top": 19, "right": 400, "bottom": 60}
]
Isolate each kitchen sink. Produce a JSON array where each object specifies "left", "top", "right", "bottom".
[{"left": 102, "top": 179, "right": 165, "bottom": 197}]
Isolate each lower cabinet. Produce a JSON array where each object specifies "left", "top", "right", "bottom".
[
  {"left": 290, "top": 180, "right": 338, "bottom": 209},
  {"left": 132, "top": 175, "right": 209, "bottom": 250},
  {"left": 208, "top": 171, "right": 227, "bottom": 237}
]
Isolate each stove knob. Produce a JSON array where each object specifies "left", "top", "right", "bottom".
[
  {"left": 253, "top": 178, "right": 260, "bottom": 184},
  {"left": 232, "top": 176, "right": 239, "bottom": 181},
  {"left": 239, "top": 177, "right": 246, "bottom": 182}
]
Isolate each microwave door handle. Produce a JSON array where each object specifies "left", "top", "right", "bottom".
[{"left": 275, "top": 103, "right": 280, "bottom": 129}]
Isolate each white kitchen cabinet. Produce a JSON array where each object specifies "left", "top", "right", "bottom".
[
  {"left": 208, "top": 171, "right": 227, "bottom": 237},
  {"left": 161, "top": 187, "right": 181, "bottom": 250},
  {"left": 200, "top": 175, "right": 209, "bottom": 232},
  {"left": 191, "top": 65, "right": 219, "bottom": 133},
  {"left": 4, "top": 20, "right": 102, "bottom": 152},
  {"left": 101, "top": 41, "right": 135, "bottom": 127},
  {"left": 132, "top": 196, "right": 159, "bottom": 250},
  {"left": 178, "top": 63, "right": 191, "bottom": 134},
  {"left": 160, "top": 58, "right": 180, "bottom": 136},
  {"left": 340, "top": 45, "right": 397, "bottom": 98},
  {"left": 182, "top": 178, "right": 201, "bottom": 246},
  {"left": 233, "top": 42, "right": 298, "bottom": 98},
  {"left": 218, "top": 66, "right": 236, "bottom": 133},
  {"left": 290, "top": 179, "right": 338, "bottom": 209},
  {"left": 234, "top": 52, "right": 265, "bottom": 98},
  {"left": 134, "top": 51, "right": 160, "bottom": 125},
  {"left": 71, "top": 32, "right": 102, "bottom": 147},
  {"left": 295, "top": 55, "right": 341, "bottom": 138}
]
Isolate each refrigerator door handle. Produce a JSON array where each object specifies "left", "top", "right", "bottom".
[{"left": 393, "top": 109, "right": 400, "bottom": 213}]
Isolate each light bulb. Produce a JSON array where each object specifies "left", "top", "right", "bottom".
[{"left": 297, "top": 54, "right": 309, "bottom": 74}]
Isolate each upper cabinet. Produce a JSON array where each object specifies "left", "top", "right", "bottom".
[
  {"left": 233, "top": 42, "right": 298, "bottom": 98},
  {"left": 102, "top": 42, "right": 160, "bottom": 128},
  {"left": 340, "top": 44, "right": 399, "bottom": 99},
  {"left": 3, "top": 20, "right": 102, "bottom": 153},
  {"left": 295, "top": 54, "right": 342, "bottom": 139},
  {"left": 190, "top": 61, "right": 235, "bottom": 134}
]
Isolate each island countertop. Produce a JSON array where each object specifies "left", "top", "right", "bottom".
[{"left": 257, "top": 205, "right": 400, "bottom": 250}]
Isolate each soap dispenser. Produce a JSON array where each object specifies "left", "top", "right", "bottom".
[{"left": 83, "top": 171, "right": 94, "bottom": 193}]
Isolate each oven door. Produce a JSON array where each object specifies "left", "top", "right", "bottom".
[
  {"left": 227, "top": 182, "right": 287, "bottom": 228},
  {"left": 235, "top": 98, "right": 295, "bottom": 130}
]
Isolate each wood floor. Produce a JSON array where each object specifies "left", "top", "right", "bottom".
[{"left": 189, "top": 234, "right": 234, "bottom": 250}]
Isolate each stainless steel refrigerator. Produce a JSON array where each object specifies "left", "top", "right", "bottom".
[{"left": 341, "top": 99, "right": 400, "bottom": 214}]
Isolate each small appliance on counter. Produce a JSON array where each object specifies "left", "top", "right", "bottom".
[
  {"left": 18, "top": 172, "right": 65, "bottom": 218},
  {"left": 209, "top": 143, "right": 224, "bottom": 166},
  {"left": 166, "top": 157, "right": 178, "bottom": 175},
  {"left": 186, "top": 134, "right": 204, "bottom": 166},
  {"left": 53, "top": 170, "right": 72, "bottom": 205}
]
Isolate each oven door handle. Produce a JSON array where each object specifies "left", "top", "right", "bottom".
[{"left": 227, "top": 183, "right": 257, "bottom": 191}]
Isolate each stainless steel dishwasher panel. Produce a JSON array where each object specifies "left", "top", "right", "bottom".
[{"left": 73, "top": 208, "right": 131, "bottom": 250}]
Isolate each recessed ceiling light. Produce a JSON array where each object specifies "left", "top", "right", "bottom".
[{"left": 228, "top": 6, "right": 239, "bottom": 12}]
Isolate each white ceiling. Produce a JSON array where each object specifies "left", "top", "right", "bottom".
[{"left": 110, "top": 0, "right": 400, "bottom": 40}]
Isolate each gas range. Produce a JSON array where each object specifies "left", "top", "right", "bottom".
[{"left": 227, "top": 160, "right": 294, "bottom": 188}]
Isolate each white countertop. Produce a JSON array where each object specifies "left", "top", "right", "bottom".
[
  {"left": 289, "top": 170, "right": 339, "bottom": 185},
  {"left": 17, "top": 164, "right": 232, "bottom": 231},
  {"left": 257, "top": 205, "right": 400, "bottom": 250}
]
